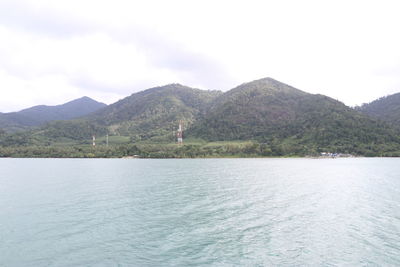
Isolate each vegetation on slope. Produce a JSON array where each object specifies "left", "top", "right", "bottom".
[
  {"left": 1, "top": 78, "right": 400, "bottom": 157},
  {"left": 357, "top": 93, "right": 400, "bottom": 127},
  {"left": 89, "top": 83, "right": 222, "bottom": 140},
  {"left": 188, "top": 78, "right": 400, "bottom": 155},
  {"left": 0, "top": 97, "right": 106, "bottom": 132}
]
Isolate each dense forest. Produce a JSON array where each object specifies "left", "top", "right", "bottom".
[
  {"left": 0, "top": 97, "right": 106, "bottom": 132},
  {"left": 357, "top": 92, "right": 400, "bottom": 127},
  {"left": 1, "top": 78, "right": 400, "bottom": 158}
]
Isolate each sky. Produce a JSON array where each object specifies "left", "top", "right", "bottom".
[{"left": 0, "top": 0, "right": 400, "bottom": 112}]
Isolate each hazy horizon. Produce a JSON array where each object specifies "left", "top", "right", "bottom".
[{"left": 1, "top": 0, "right": 400, "bottom": 112}]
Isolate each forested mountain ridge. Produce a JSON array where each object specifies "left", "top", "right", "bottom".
[
  {"left": 189, "top": 78, "right": 309, "bottom": 140},
  {"left": 32, "top": 84, "right": 222, "bottom": 142},
  {"left": 0, "top": 96, "right": 106, "bottom": 132},
  {"left": 188, "top": 78, "right": 400, "bottom": 155},
  {"left": 357, "top": 92, "right": 400, "bottom": 127},
  {"left": 89, "top": 83, "right": 222, "bottom": 139},
  {"left": 1, "top": 78, "right": 400, "bottom": 157}
]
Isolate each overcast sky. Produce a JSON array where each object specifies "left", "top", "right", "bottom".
[{"left": 0, "top": 0, "right": 399, "bottom": 112}]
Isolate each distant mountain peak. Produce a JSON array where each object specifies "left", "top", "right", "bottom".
[
  {"left": 64, "top": 96, "right": 105, "bottom": 105},
  {"left": 226, "top": 77, "right": 307, "bottom": 98},
  {"left": 0, "top": 96, "right": 107, "bottom": 132},
  {"left": 245, "top": 77, "right": 298, "bottom": 88},
  {"left": 78, "top": 96, "right": 92, "bottom": 100},
  {"left": 254, "top": 77, "right": 278, "bottom": 83},
  {"left": 157, "top": 83, "right": 191, "bottom": 90},
  {"left": 133, "top": 83, "right": 211, "bottom": 98}
]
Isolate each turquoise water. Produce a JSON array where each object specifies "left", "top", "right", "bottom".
[{"left": 0, "top": 158, "right": 399, "bottom": 266}]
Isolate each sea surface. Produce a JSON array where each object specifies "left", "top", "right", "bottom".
[{"left": 0, "top": 158, "right": 399, "bottom": 266}]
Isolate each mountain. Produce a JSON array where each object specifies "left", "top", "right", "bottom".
[
  {"left": 0, "top": 97, "right": 107, "bottom": 132},
  {"left": 188, "top": 78, "right": 400, "bottom": 154},
  {"left": 37, "top": 84, "right": 222, "bottom": 142},
  {"left": 189, "top": 78, "right": 308, "bottom": 140},
  {"left": 3, "top": 78, "right": 400, "bottom": 156},
  {"left": 357, "top": 92, "right": 400, "bottom": 127}
]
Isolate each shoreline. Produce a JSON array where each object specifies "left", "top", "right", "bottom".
[{"left": 0, "top": 155, "right": 376, "bottom": 159}]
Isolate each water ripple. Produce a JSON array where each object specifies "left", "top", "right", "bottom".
[{"left": 1, "top": 158, "right": 400, "bottom": 266}]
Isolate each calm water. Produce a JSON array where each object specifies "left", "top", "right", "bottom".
[{"left": 0, "top": 158, "right": 400, "bottom": 266}]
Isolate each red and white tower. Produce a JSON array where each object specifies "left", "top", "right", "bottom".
[{"left": 176, "top": 121, "right": 183, "bottom": 144}]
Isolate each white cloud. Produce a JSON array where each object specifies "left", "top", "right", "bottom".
[{"left": 0, "top": 0, "right": 400, "bottom": 111}]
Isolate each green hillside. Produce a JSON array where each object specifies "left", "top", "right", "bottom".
[
  {"left": 1, "top": 78, "right": 400, "bottom": 157},
  {"left": 28, "top": 84, "right": 221, "bottom": 143},
  {"left": 89, "top": 83, "right": 222, "bottom": 140},
  {"left": 188, "top": 78, "right": 400, "bottom": 155},
  {"left": 357, "top": 93, "right": 400, "bottom": 127},
  {"left": 0, "top": 97, "right": 106, "bottom": 132},
  {"left": 189, "top": 78, "right": 308, "bottom": 140}
]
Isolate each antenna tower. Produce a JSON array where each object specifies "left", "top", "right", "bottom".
[{"left": 176, "top": 120, "right": 183, "bottom": 144}]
